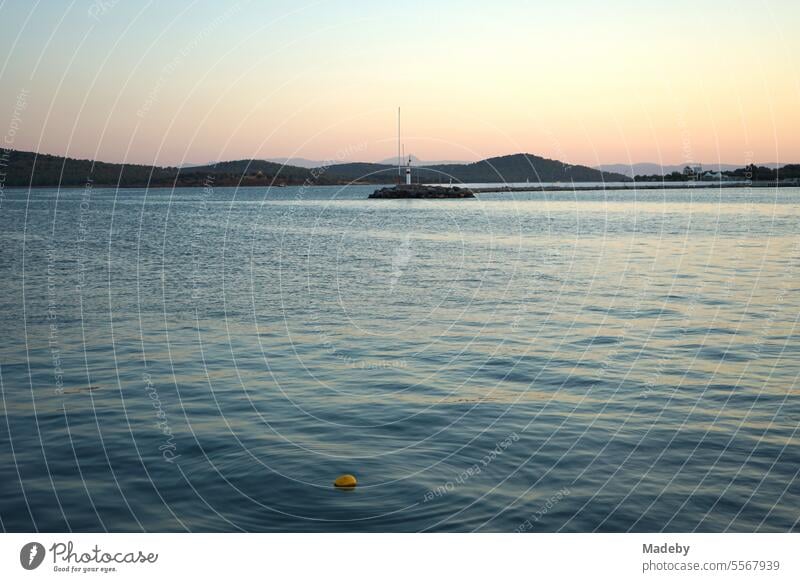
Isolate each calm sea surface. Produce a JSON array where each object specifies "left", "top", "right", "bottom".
[{"left": 1, "top": 185, "right": 798, "bottom": 532}]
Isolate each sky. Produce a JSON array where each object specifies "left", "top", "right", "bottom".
[{"left": 1, "top": 0, "right": 799, "bottom": 167}]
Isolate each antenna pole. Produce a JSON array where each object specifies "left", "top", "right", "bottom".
[{"left": 397, "top": 107, "right": 401, "bottom": 182}]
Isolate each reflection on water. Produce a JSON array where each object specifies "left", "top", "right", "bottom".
[{"left": 0, "top": 185, "right": 798, "bottom": 531}]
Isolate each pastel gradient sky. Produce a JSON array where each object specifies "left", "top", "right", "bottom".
[{"left": 1, "top": 0, "right": 799, "bottom": 167}]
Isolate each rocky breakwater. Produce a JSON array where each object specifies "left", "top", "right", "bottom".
[{"left": 368, "top": 184, "right": 476, "bottom": 199}]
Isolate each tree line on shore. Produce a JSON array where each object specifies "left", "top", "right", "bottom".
[
  {"left": 634, "top": 164, "right": 800, "bottom": 182},
  {"left": 4, "top": 149, "right": 799, "bottom": 188}
]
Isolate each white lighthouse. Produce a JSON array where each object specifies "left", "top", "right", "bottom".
[{"left": 396, "top": 108, "right": 413, "bottom": 186}]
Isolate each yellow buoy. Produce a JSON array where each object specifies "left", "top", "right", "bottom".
[{"left": 334, "top": 474, "right": 357, "bottom": 488}]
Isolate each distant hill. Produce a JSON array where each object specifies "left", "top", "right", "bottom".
[
  {"left": 9, "top": 149, "right": 799, "bottom": 188},
  {"left": 264, "top": 157, "right": 330, "bottom": 168},
  {"left": 0, "top": 150, "right": 325, "bottom": 187},
  {"left": 187, "top": 159, "right": 314, "bottom": 181},
  {"left": 326, "top": 153, "right": 630, "bottom": 183},
  {"left": 432, "top": 153, "right": 629, "bottom": 183},
  {"left": 0, "top": 150, "right": 180, "bottom": 187},
  {"left": 323, "top": 162, "right": 398, "bottom": 182},
  {"left": 1, "top": 149, "right": 629, "bottom": 188}
]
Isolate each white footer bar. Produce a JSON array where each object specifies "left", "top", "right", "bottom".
[{"left": 1, "top": 533, "right": 797, "bottom": 581}]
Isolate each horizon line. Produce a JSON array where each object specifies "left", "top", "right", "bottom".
[{"left": 7, "top": 147, "right": 796, "bottom": 171}]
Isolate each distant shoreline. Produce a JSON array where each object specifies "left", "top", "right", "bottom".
[
  {"left": 5, "top": 180, "right": 797, "bottom": 193},
  {"left": 5, "top": 148, "right": 799, "bottom": 191},
  {"left": 469, "top": 181, "right": 797, "bottom": 193}
]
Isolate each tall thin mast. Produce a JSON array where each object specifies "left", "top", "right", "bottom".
[{"left": 397, "top": 107, "right": 401, "bottom": 182}]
